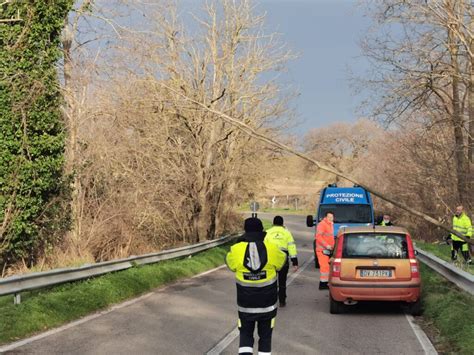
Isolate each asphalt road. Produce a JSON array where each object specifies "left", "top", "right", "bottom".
[{"left": 3, "top": 214, "right": 434, "bottom": 355}]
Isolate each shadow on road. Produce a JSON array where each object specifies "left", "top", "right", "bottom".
[{"left": 336, "top": 301, "right": 411, "bottom": 315}]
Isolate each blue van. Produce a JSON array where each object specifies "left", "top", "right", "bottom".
[{"left": 306, "top": 184, "right": 375, "bottom": 267}]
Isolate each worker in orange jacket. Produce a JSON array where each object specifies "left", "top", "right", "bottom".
[{"left": 315, "top": 211, "right": 335, "bottom": 290}]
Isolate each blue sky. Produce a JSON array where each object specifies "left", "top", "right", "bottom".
[
  {"left": 257, "top": 0, "right": 371, "bottom": 134},
  {"left": 84, "top": 0, "right": 371, "bottom": 135}
]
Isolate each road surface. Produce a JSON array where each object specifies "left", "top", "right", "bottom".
[{"left": 2, "top": 214, "right": 435, "bottom": 354}]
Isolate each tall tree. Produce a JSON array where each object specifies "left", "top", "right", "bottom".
[
  {"left": 360, "top": 0, "right": 473, "bottom": 208},
  {"left": 0, "top": 1, "right": 73, "bottom": 271}
]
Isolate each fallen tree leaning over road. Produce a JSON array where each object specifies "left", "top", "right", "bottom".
[{"left": 161, "top": 84, "right": 473, "bottom": 245}]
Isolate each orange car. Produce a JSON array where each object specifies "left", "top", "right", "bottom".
[{"left": 328, "top": 226, "right": 421, "bottom": 315}]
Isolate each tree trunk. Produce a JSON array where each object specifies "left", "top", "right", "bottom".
[
  {"left": 468, "top": 14, "right": 474, "bottom": 212},
  {"left": 468, "top": 31, "right": 474, "bottom": 211},
  {"left": 467, "top": 1, "right": 474, "bottom": 164},
  {"left": 448, "top": 13, "right": 469, "bottom": 206},
  {"left": 469, "top": 63, "right": 474, "bottom": 165},
  {"left": 62, "top": 18, "right": 82, "bottom": 246},
  {"left": 468, "top": 11, "right": 474, "bottom": 213}
]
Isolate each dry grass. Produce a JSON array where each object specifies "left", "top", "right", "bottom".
[{"left": 258, "top": 155, "right": 326, "bottom": 210}]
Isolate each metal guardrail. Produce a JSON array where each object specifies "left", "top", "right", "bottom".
[
  {"left": 0, "top": 234, "right": 238, "bottom": 304},
  {"left": 2, "top": 235, "right": 470, "bottom": 305},
  {"left": 416, "top": 248, "right": 474, "bottom": 295}
]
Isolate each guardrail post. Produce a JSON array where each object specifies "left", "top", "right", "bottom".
[{"left": 14, "top": 293, "right": 21, "bottom": 305}]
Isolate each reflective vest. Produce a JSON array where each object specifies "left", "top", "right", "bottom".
[
  {"left": 315, "top": 218, "right": 335, "bottom": 252},
  {"left": 226, "top": 238, "right": 286, "bottom": 318},
  {"left": 264, "top": 226, "right": 298, "bottom": 258},
  {"left": 451, "top": 213, "right": 473, "bottom": 241}
]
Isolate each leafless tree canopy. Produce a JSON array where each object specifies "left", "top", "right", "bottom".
[
  {"left": 359, "top": 0, "right": 473, "bottom": 207},
  {"left": 346, "top": 0, "right": 472, "bottom": 238},
  {"left": 303, "top": 119, "right": 383, "bottom": 184},
  {"left": 29, "top": 0, "right": 296, "bottom": 269}
]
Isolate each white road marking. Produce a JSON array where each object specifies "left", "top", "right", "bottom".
[
  {"left": 405, "top": 314, "right": 438, "bottom": 355},
  {"left": 206, "top": 256, "right": 315, "bottom": 355},
  {"left": 0, "top": 264, "right": 227, "bottom": 353},
  {"left": 208, "top": 328, "right": 240, "bottom": 355}
]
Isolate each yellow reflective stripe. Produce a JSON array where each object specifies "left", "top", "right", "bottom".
[
  {"left": 271, "top": 318, "right": 275, "bottom": 328},
  {"left": 316, "top": 241, "right": 331, "bottom": 249},
  {"left": 238, "top": 303, "right": 278, "bottom": 313},
  {"left": 453, "top": 215, "right": 472, "bottom": 238},
  {"left": 288, "top": 241, "right": 297, "bottom": 256},
  {"left": 235, "top": 262, "right": 278, "bottom": 283},
  {"left": 238, "top": 319, "right": 242, "bottom": 328},
  {"left": 317, "top": 232, "right": 333, "bottom": 237}
]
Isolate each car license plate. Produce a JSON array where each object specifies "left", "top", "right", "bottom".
[{"left": 360, "top": 269, "right": 392, "bottom": 278}]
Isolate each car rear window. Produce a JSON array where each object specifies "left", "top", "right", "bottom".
[{"left": 342, "top": 233, "right": 408, "bottom": 259}]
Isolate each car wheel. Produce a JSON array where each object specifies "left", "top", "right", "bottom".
[
  {"left": 329, "top": 294, "right": 344, "bottom": 314},
  {"left": 409, "top": 299, "right": 422, "bottom": 316}
]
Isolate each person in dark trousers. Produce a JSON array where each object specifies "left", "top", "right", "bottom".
[
  {"left": 264, "top": 216, "right": 298, "bottom": 307},
  {"left": 450, "top": 205, "right": 472, "bottom": 264},
  {"left": 226, "top": 217, "right": 286, "bottom": 355}
]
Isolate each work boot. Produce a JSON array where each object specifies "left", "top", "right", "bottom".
[
  {"left": 318, "top": 281, "right": 329, "bottom": 290},
  {"left": 451, "top": 250, "right": 457, "bottom": 261},
  {"left": 462, "top": 251, "right": 471, "bottom": 264}
]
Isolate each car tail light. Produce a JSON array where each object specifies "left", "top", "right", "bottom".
[
  {"left": 406, "top": 233, "right": 420, "bottom": 278},
  {"left": 332, "top": 259, "right": 342, "bottom": 277},
  {"left": 410, "top": 261, "right": 419, "bottom": 278},
  {"left": 332, "top": 235, "right": 344, "bottom": 277}
]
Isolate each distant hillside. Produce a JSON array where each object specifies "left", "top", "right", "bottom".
[
  {"left": 263, "top": 155, "right": 324, "bottom": 194},
  {"left": 255, "top": 155, "right": 327, "bottom": 210}
]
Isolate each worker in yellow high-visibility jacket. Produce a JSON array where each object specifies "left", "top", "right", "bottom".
[
  {"left": 450, "top": 205, "right": 472, "bottom": 264},
  {"left": 265, "top": 216, "right": 298, "bottom": 307},
  {"left": 226, "top": 217, "right": 286, "bottom": 355}
]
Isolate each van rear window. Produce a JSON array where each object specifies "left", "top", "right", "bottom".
[
  {"left": 342, "top": 233, "right": 408, "bottom": 259},
  {"left": 319, "top": 204, "right": 372, "bottom": 224}
]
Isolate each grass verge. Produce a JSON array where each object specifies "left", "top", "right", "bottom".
[
  {"left": 419, "top": 263, "right": 474, "bottom": 354},
  {"left": 0, "top": 244, "right": 231, "bottom": 345},
  {"left": 262, "top": 219, "right": 273, "bottom": 230},
  {"left": 415, "top": 240, "right": 473, "bottom": 275}
]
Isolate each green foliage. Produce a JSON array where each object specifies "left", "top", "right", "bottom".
[
  {"left": 0, "top": 245, "right": 230, "bottom": 344},
  {"left": 0, "top": 1, "right": 73, "bottom": 268},
  {"left": 261, "top": 219, "right": 273, "bottom": 230},
  {"left": 420, "top": 264, "right": 474, "bottom": 354}
]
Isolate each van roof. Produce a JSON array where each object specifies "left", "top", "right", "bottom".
[
  {"left": 338, "top": 226, "right": 409, "bottom": 235},
  {"left": 321, "top": 187, "right": 370, "bottom": 205}
]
